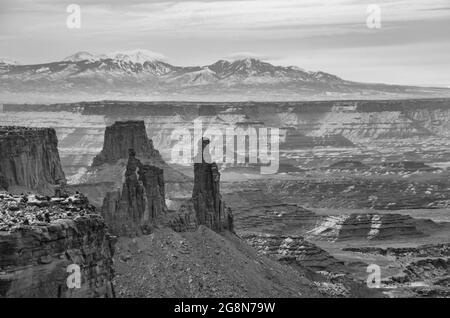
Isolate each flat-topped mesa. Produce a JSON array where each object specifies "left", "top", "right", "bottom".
[
  {"left": 0, "top": 126, "right": 66, "bottom": 194},
  {"left": 101, "top": 149, "right": 167, "bottom": 236},
  {"left": 92, "top": 120, "right": 162, "bottom": 167},
  {"left": 192, "top": 138, "right": 233, "bottom": 232},
  {"left": 0, "top": 192, "right": 115, "bottom": 298}
]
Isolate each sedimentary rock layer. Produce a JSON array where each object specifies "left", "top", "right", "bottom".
[
  {"left": 343, "top": 243, "right": 450, "bottom": 258},
  {"left": 232, "top": 203, "right": 319, "bottom": 233},
  {"left": 308, "top": 213, "right": 424, "bottom": 241},
  {"left": 242, "top": 232, "right": 344, "bottom": 271},
  {"left": 0, "top": 126, "right": 66, "bottom": 194},
  {"left": 0, "top": 192, "right": 115, "bottom": 298}
]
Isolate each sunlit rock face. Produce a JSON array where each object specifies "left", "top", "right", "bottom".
[
  {"left": 92, "top": 120, "right": 162, "bottom": 167},
  {"left": 0, "top": 126, "right": 66, "bottom": 194},
  {"left": 0, "top": 192, "right": 115, "bottom": 298}
]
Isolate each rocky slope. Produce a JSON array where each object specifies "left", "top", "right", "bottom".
[
  {"left": 0, "top": 192, "right": 115, "bottom": 298},
  {"left": 0, "top": 126, "right": 66, "bottom": 195},
  {"left": 113, "top": 226, "right": 379, "bottom": 298}
]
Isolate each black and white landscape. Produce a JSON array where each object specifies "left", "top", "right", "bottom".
[{"left": 1, "top": 0, "right": 450, "bottom": 300}]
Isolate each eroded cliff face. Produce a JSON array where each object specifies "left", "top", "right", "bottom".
[
  {"left": 70, "top": 119, "right": 190, "bottom": 207},
  {"left": 0, "top": 127, "right": 66, "bottom": 194},
  {"left": 0, "top": 192, "right": 115, "bottom": 298},
  {"left": 92, "top": 120, "right": 162, "bottom": 166},
  {"left": 192, "top": 139, "right": 233, "bottom": 232},
  {"left": 101, "top": 150, "right": 167, "bottom": 236},
  {"left": 102, "top": 140, "right": 234, "bottom": 235}
]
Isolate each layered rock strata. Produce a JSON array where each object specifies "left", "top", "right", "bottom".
[
  {"left": 0, "top": 192, "right": 115, "bottom": 298},
  {"left": 242, "top": 232, "right": 344, "bottom": 271},
  {"left": 307, "top": 213, "right": 424, "bottom": 241},
  {"left": 343, "top": 243, "right": 450, "bottom": 258},
  {"left": 232, "top": 203, "right": 319, "bottom": 233},
  {"left": 0, "top": 126, "right": 66, "bottom": 194}
]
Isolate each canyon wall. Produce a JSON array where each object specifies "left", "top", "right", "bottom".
[
  {"left": 0, "top": 126, "right": 66, "bottom": 194},
  {"left": 0, "top": 192, "right": 115, "bottom": 298},
  {"left": 2, "top": 99, "right": 450, "bottom": 180}
]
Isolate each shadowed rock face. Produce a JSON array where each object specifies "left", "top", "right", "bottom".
[
  {"left": 0, "top": 126, "right": 66, "bottom": 194},
  {"left": 92, "top": 120, "right": 161, "bottom": 166},
  {"left": 192, "top": 139, "right": 233, "bottom": 232},
  {"left": 0, "top": 192, "right": 115, "bottom": 298},
  {"left": 101, "top": 149, "right": 167, "bottom": 236}
]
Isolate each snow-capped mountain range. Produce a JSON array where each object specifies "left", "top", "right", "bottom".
[{"left": 1, "top": 50, "right": 449, "bottom": 102}]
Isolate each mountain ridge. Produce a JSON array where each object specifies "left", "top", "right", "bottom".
[{"left": 1, "top": 50, "right": 449, "bottom": 102}]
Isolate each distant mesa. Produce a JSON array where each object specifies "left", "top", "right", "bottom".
[{"left": 92, "top": 120, "right": 162, "bottom": 167}]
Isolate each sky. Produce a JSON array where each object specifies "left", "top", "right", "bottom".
[{"left": 0, "top": 0, "right": 449, "bottom": 86}]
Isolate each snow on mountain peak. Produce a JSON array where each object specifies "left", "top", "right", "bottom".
[
  {"left": 63, "top": 50, "right": 166, "bottom": 64},
  {"left": 105, "top": 49, "right": 166, "bottom": 64},
  {"left": 64, "top": 51, "right": 98, "bottom": 62}
]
